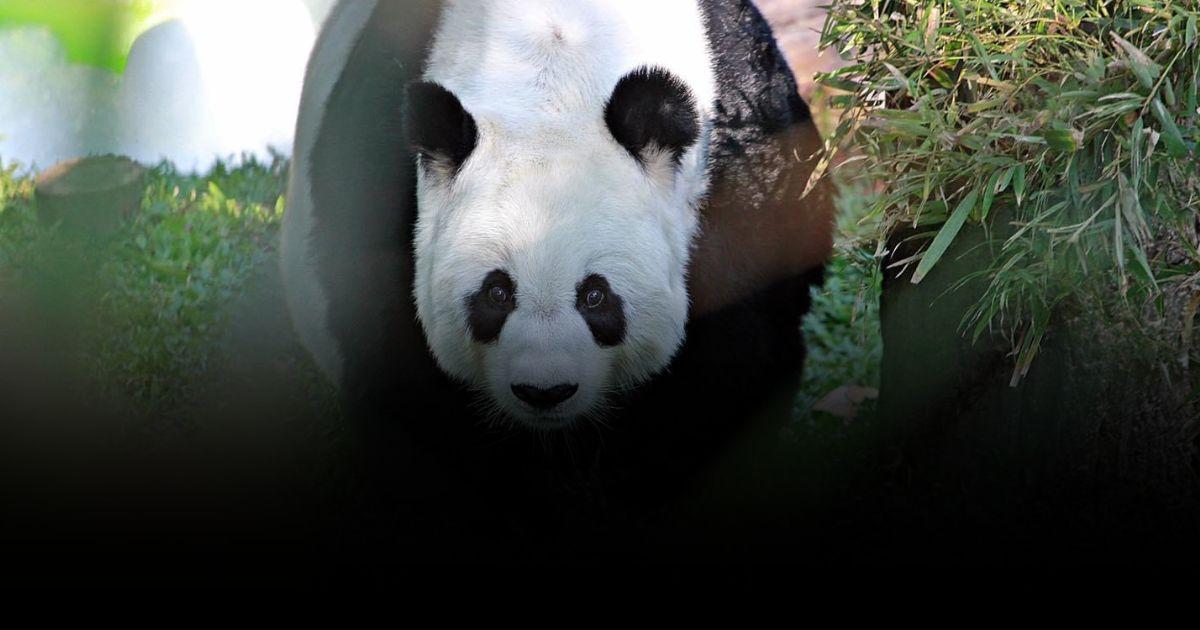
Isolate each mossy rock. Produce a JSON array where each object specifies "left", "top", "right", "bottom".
[{"left": 872, "top": 212, "right": 1200, "bottom": 560}]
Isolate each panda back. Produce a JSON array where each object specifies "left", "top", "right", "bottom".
[
  {"left": 281, "top": 0, "right": 379, "bottom": 385},
  {"left": 283, "top": 0, "right": 451, "bottom": 409}
]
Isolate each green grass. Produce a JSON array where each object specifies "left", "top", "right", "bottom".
[
  {"left": 0, "top": 155, "right": 882, "bottom": 433},
  {"left": 0, "top": 155, "right": 286, "bottom": 420}
]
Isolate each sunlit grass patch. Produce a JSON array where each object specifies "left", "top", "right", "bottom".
[{"left": 94, "top": 158, "right": 285, "bottom": 410}]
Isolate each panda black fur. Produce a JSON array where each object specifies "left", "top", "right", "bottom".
[{"left": 283, "top": 0, "right": 833, "bottom": 558}]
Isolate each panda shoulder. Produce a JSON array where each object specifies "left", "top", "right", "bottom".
[
  {"left": 688, "top": 0, "right": 835, "bottom": 317},
  {"left": 282, "top": 0, "right": 444, "bottom": 392}
]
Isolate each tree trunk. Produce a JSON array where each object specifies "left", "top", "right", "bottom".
[{"left": 35, "top": 155, "right": 145, "bottom": 237}]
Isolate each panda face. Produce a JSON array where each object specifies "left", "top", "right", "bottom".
[{"left": 408, "top": 69, "right": 704, "bottom": 428}]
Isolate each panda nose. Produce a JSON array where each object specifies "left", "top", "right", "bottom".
[{"left": 511, "top": 383, "right": 578, "bottom": 409}]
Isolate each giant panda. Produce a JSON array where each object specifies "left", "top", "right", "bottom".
[{"left": 282, "top": 0, "right": 833, "bottom": 560}]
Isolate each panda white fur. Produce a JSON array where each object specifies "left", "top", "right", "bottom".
[
  {"left": 411, "top": 1, "right": 719, "bottom": 427},
  {"left": 282, "top": 0, "right": 832, "bottom": 540}
]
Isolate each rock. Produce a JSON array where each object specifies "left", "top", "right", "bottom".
[
  {"left": 874, "top": 211, "right": 1200, "bottom": 562},
  {"left": 35, "top": 154, "right": 144, "bottom": 236}
]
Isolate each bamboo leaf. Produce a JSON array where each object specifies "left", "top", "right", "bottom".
[
  {"left": 996, "top": 166, "right": 1014, "bottom": 193},
  {"left": 949, "top": 0, "right": 998, "bottom": 80},
  {"left": 966, "top": 98, "right": 1004, "bottom": 113},
  {"left": 1131, "top": 116, "right": 1144, "bottom": 189},
  {"left": 911, "top": 188, "right": 979, "bottom": 285},
  {"left": 883, "top": 62, "right": 911, "bottom": 93},
  {"left": 1130, "top": 243, "right": 1157, "bottom": 287},
  {"left": 1151, "top": 97, "right": 1188, "bottom": 158},
  {"left": 1044, "top": 128, "right": 1080, "bottom": 153},
  {"left": 1114, "top": 192, "right": 1126, "bottom": 287},
  {"left": 1098, "top": 92, "right": 1143, "bottom": 102},
  {"left": 816, "top": 0, "right": 1199, "bottom": 377},
  {"left": 1013, "top": 163, "right": 1026, "bottom": 205},
  {"left": 1111, "top": 33, "right": 1162, "bottom": 90},
  {"left": 819, "top": 76, "right": 863, "bottom": 92},
  {"left": 980, "top": 170, "right": 999, "bottom": 220}
]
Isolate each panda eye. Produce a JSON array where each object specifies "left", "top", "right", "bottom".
[
  {"left": 489, "top": 285, "right": 510, "bottom": 304},
  {"left": 575, "top": 274, "right": 625, "bottom": 346}
]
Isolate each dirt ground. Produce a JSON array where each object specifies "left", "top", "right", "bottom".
[{"left": 756, "top": 0, "right": 844, "bottom": 98}]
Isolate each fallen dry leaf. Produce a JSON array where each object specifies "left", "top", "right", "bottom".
[{"left": 813, "top": 385, "right": 879, "bottom": 422}]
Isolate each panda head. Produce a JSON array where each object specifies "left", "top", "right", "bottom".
[{"left": 407, "top": 67, "right": 705, "bottom": 429}]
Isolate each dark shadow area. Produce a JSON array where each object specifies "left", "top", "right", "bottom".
[{"left": 3, "top": 247, "right": 1198, "bottom": 588}]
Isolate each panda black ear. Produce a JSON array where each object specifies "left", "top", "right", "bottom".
[
  {"left": 405, "top": 81, "right": 478, "bottom": 173},
  {"left": 604, "top": 67, "right": 699, "bottom": 166}
]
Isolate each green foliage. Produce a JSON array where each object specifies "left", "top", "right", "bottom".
[
  {"left": 0, "top": 162, "right": 39, "bottom": 272},
  {"left": 817, "top": 0, "right": 1200, "bottom": 376},
  {"left": 0, "top": 154, "right": 286, "bottom": 414},
  {"left": 95, "top": 158, "right": 285, "bottom": 409},
  {"left": 0, "top": 0, "right": 164, "bottom": 73},
  {"left": 795, "top": 181, "right": 883, "bottom": 424}
]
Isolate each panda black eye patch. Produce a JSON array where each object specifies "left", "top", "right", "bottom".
[
  {"left": 576, "top": 274, "right": 626, "bottom": 347},
  {"left": 467, "top": 270, "right": 516, "bottom": 343}
]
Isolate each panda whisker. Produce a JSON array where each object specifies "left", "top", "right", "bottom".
[
  {"left": 560, "top": 429, "right": 580, "bottom": 468},
  {"left": 580, "top": 410, "right": 611, "bottom": 455},
  {"left": 583, "top": 400, "right": 617, "bottom": 431},
  {"left": 586, "top": 418, "right": 607, "bottom": 455},
  {"left": 477, "top": 405, "right": 511, "bottom": 435},
  {"left": 465, "top": 386, "right": 521, "bottom": 436},
  {"left": 535, "top": 426, "right": 554, "bottom": 454},
  {"left": 463, "top": 387, "right": 497, "bottom": 418},
  {"left": 586, "top": 413, "right": 612, "bottom": 434}
]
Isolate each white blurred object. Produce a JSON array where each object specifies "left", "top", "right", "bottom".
[
  {"left": 116, "top": 19, "right": 213, "bottom": 170},
  {"left": 0, "top": 28, "right": 120, "bottom": 170},
  {"left": 119, "top": 0, "right": 316, "bottom": 171},
  {"left": 302, "top": 0, "right": 338, "bottom": 26},
  {"left": 0, "top": 0, "right": 316, "bottom": 172}
]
